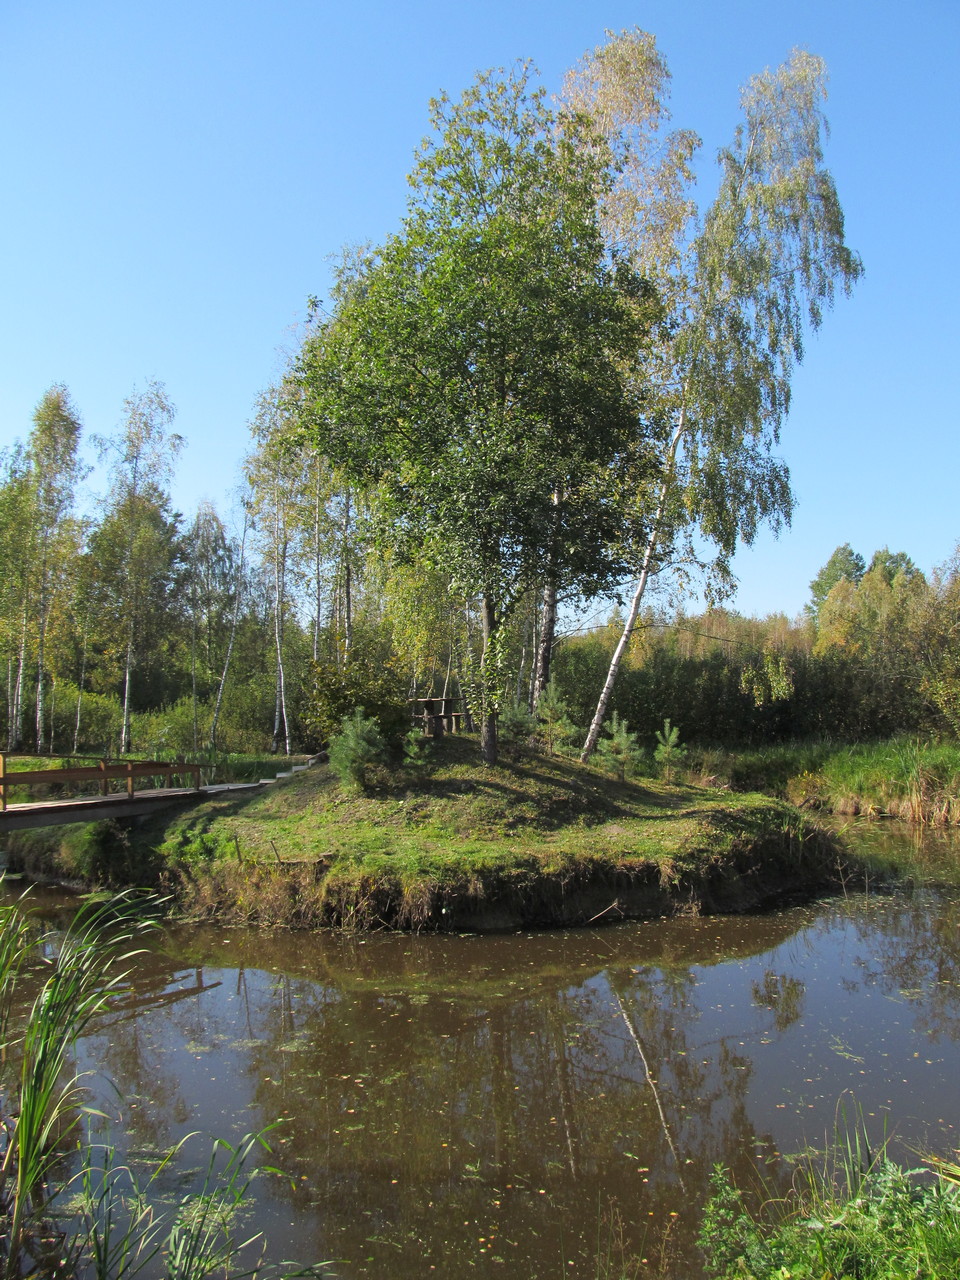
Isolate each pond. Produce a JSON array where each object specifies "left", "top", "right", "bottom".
[{"left": 9, "top": 823, "right": 960, "bottom": 1277}]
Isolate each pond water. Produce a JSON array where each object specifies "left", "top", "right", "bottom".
[{"left": 10, "top": 824, "right": 960, "bottom": 1278}]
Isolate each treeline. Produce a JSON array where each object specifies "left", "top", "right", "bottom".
[
  {"left": 0, "top": 382, "right": 366, "bottom": 756},
  {"left": 552, "top": 540, "right": 960, "bottom": 749},
  {"left": 3, "top": 369, "right": 956, "bottom": 761}
]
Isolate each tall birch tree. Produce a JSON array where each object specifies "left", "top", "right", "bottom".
[
  {"left": 95, "top": 381, "right": 183, "bottom": 753},
  {"left": 565, "top": 33, "right": 863, "bottom": 759},
  {"left": 27, "top": 387, "right": 85, "bottom": 751}
]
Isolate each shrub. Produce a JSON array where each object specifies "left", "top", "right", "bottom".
[
  {"left": 497, "top": 702, "right": 537, "bottom": 759},
  {"left": 327, "top": 708, "right": 389, "bottom": 790},
  {"left": 303, "top": 648, "right": 409, "bottom": 749},
  {"left": 401, "top": 728, "right": 434, "bottom": 775},
  {"left": 533, "top": 681, "right": 579, "bottom": 756}
]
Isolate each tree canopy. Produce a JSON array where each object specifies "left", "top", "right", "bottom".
[{"left": 298, "top": 64, "right": 655, "bottom": 761}]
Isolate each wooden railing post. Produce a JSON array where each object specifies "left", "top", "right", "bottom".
[
  {"left": 126, "top": 761, "right": 134, "bottom": 798},
  {"left": 0, "top": 753, "right": 6, "bottom": 812},
  {"left": 99, "top": 759, "right": 109, "bottom": 796}
]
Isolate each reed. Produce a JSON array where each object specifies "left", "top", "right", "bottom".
[
  {"left": 0, "top": 887, "right": 325, "bottom": 1279},
  {"left": 0, "top": 892, "right": 154, "bottom": 1279}
]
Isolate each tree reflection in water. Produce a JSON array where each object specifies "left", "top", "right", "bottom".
[{"left": 30, "top": 870, "right": 960, "bottom": 1279}]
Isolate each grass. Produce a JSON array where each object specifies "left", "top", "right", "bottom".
[
  {"left": 688, "top": 737, "right": 960, "bottom": 826},
  {"left": 700, "top": 1108, "right": 960, "bottom": 1279},
  {"left": 7, "top": 733, "right": 852, "bottom": 930},
  {"left": 0, "top": 885, "right": 328, "bottom": 1279}
]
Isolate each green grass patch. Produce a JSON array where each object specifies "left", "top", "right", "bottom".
[{"left": 701, "top": 1114, "right": 960, "bottom": 1280}]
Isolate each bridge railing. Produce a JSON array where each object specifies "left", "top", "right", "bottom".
[{"left": 0, "top": 755, "right": 203, "bottom": 812}]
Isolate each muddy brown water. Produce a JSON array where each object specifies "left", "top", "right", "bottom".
[{"left": 7, "top": 823, "right": 960, "bottom": 1277}]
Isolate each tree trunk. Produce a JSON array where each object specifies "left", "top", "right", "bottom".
[
  {"left": 73, "top": 633, "right": 87, "bottom": 754},
  {"left": 121, "top": 631, "right": 134, "bottom": 754},
  {"left": 190, "top": 579, "right": 199, "bottom": 753},
  {"left": 35, "top": 551, "right": 48, "bottom": 753},
  {"left": 581, "top": 418, "right": 685, "bottom": 761},
  {"left": 342, "top": 490, "right": 353, "bottom": 656},
  {"left": 531, "top": 577, "right": 557, "bottom": 709},
  {"left": 10, "top": 604, "right": 28, "bottom": 751},
  {"left": 313, "top": 465, "right": 323, "bottom": 661},
  {"left": 48, "top": 674, "right": 56, "bottom": 755},
  {"left": 209, "top": 509, "right": 248, "bottom": 750},
  {"left": 479, "top": 596, "right": 498, "bottom": 765},
  {"left": 271, "top": 499, "right": 290, "bottom": 755}
]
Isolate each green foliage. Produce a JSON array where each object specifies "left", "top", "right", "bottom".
[
  {"left": 303, "top": 647, "right": 408, "bottom": 749},
  {"left": 299, "top": 62, "right": 654, "bottom": 763},
  {"left": 401, "top": 729, "right": 433, "bottom": 775},
  {"left": 809, "top": 542, "right": 866, "bottom": 619},
  {"left": 496, "top": 701, "right": 537, "bottom": 760},
  {"left": 595, "top": 713, "right": 644, "bottom": 782},
  {"left": 739, "top": 650, "right": 794, "bottom": 708},
  {"left": 533, "top": 681, "right": 579, "bottom": 756},
  {"left": 701, "top": 1157, "right": 960, "bottom": 1280},
  {"left": 327, "top": 708, "right": 389, "bottom": 790},
  {"left": 653, "top": 717, "right": 687, "bottom": 782}
]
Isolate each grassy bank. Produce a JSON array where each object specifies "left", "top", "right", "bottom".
[
  {"left": 688, "top": 737, "right": 960, "bottom": 825},
  {"left": 5, "top": 735, "right": 851, "bottom": 931}
]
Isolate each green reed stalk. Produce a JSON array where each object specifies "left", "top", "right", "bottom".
[{"left": 0, "top": 894, "right": 154, "bottom": 1280}]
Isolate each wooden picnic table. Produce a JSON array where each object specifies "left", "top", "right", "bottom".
[{"left": 411, "top": 697, "right": 472, "bottom": 736}]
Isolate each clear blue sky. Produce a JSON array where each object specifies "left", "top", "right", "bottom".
[{"left": 2, "top": 0, "right": 957, "bottom": 619}]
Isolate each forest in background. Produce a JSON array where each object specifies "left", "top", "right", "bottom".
[{"left": 2, "top": 378, "right": 957, "bottom": 762}]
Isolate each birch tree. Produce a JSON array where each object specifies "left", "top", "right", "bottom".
[
  {"left": 27, "top": 387, "right": 85, "bottom": 751},
  {"left": 246, "top": 388, "right": 307, "bottom": 755},
  {"left": 95, "top": 381, "right": 183, "bottom": 753},
  {"left": 0, "top": 388, "right": 84, "bottom": 750},
  {"left": 566, "top": 33, "right": 863, "bottom": 759}
]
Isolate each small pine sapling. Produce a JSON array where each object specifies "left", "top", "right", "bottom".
[
  {"left": 533, "top": 681, "right": 579, "bottom": 756},
  {"left": 327, "top": 708, "right": 388, "bottom": 790},
  {"left": 497, "top": 702, "right": 537, "bottom": 760},
  {"left": 654, "top": 718, "right": 687, "bottom": 783},
  {"left": 401, "top": 728, "right": 433, "bottom": 775},
  {"left": 596, "top": 713, "right": 641, "bottom": 781}
]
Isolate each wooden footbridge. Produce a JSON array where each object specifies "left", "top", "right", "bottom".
[{"left": 0, "top": 755, "right": 256, "bottom": 833}]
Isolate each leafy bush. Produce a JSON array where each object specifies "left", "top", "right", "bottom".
[
  {"left": 327, "top": 708, "right": 389, "bottom": 790},
  {"left": 303, "top": 648, "right": 409, "bottom": 749}
]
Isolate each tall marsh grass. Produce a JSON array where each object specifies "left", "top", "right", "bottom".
[{"left": 689, "top": 738, "right": 960, "bottom": 825}]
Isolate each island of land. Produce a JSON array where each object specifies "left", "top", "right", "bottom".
[{"left": 5, "top": 735, "right": 856, "bottom": 931}]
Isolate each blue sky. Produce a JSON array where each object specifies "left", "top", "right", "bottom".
[{"left": 1, "top": 0, "right": 957, "bottom": 619}]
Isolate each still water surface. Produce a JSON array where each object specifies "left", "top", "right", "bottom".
[{"left": 23, "top": 827, "right": 960, "bottom": 1276}]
